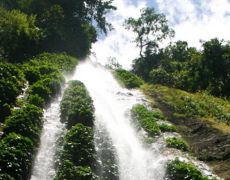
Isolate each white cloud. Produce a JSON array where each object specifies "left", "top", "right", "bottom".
[
  {"left": 91, "top": 0, "right": 230, "bottom": 69},
  {"left": 156, "top": 0, "right": 230, "bottom": 48},
  {"left": 91, "top": 0, "right": 147, "bottom": 69}
]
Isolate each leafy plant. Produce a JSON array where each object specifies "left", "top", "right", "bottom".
[
  {"left": 0, "top": 62, "right": 25, "bottom": 121},
  {"left": 159, "top": 124, "right": 177, "bottom": 132},
  {"left": 0, "top": 133, "right": 34, "bottom": 180},
  {"left": 131, "top": 104, "right": 161, "bottom": 136},
  {"left": 114, "top": 69, "right": 143, "bottom": 89},
  {"left": 61, "top": 80, "right": 94, "bottom": 129},
  {"left": 166, "top": 159, "right": 210, "bottom": 180},
  {"left": 4, "top": 104, "right": 43, "bottom": 144},
  {"left": 166, "top": 137, "right": 188, "bottom": 151}
]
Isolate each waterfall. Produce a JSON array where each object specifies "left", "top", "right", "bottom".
[
  {"left": 30, "top": 92, "right": 66, "bottom": 180},
  {"left": 72, "top": 60, "right": 167, "bottom": 180}
]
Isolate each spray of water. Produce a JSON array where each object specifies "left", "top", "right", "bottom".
[
  {"left": 30, "top": 93, "right": 66, "bottom": 180},
  {"left": 72, "top": 60, "right": 167, "bottom": 180}
]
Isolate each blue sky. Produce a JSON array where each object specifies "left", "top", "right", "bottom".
[{"left": 92, "top": 0, "right": 230, "bottom": 69}]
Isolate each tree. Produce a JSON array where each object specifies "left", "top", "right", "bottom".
[
  {"left": 124, "top": 8, "right": 174, "bottom": 58},
  {"left": 1, "top": 0, "right": 116, "bottom": 58},
  {"left": 0, "top": 7, "right": 42, "bottom": 62}
]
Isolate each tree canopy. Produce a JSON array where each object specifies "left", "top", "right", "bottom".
[
  {"left": 0, "top": 0, "right": 116, "bottom": 61},
  {"left": 124, "top": 7, "right": 174, "bottom": 58}
]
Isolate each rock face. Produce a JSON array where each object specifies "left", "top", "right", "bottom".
[{"left": 155, "top": 102, "right": 230, "bottom": 179}]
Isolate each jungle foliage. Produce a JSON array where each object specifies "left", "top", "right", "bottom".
[
  {"left": 56, "top": 81, "right": 97, "bottom": 179},
  {"left": 0, "top": 0, "right": 115, "bottom": 61},
  {"left": 60, "top": 80, "right": 95, "bottom": 129}
]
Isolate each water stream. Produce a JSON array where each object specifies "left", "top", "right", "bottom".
[
  {"left": 72, "top": 60, "right": 167, "bottom": 180},
  {"left": 30, "top": 92, "right": 66, "bottom": 180}
]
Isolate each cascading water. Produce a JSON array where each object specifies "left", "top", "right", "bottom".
[
  {"left": 71, "top": 60, "right": 167, "bottom": 180},
  {"left": 30, "top": 92, "right": 66, "bottom": 180}
]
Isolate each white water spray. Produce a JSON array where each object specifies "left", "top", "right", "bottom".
[
  {"left": 30, "top": 93, "right": 66, "bottom": 180},
  {"left": 71, "top": 60, "right": 167, "bottom": 180}
]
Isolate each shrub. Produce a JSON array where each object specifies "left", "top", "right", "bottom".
[
  {"left": 27, "top": 94, "right": 45, "bottom": 108},
  {"left": 159, "top": 124, "right": 177, "bottom": 132},
  {"left": 0, "top": 133, "right": 34, "bottom": 180},
  {"left": 34, "top": 53, "right": 78, "bottom": 72},
  {"left": 28, "top": 81, "right": 52, "bottom": 103},
  {"left": 166, "top": 137, "right": 188, "bottom": 151},
  {"left": 142, "top": 84, "right": 230, "bottom": 124},
  {"left": 61, "top": 80, "right": 94, "bottom": 129},
  {"left": 55, "top": 160, "right": 96, "bottom": 180},
  {"left": 149, "top": 67, "right": 173, "bottom": 86},
  {"left": 3, "top": 104, "right": 43, "bottom": 144},
  {"left": 56, "top": 124, "right": 97, "bottom": 179},
  {"left": 0, "top": 173, "right": 14, "bottom": 180},
  {"left": 62, "top": 124, "right": 95, "bottom": 166},
  {"left": 131, "top": 104, "right": 160, "bottom": 136},
  {"left": 166, "top": 159, "right": 209, "bottom": 180},
  {"left": 0, "top": 62, "right": 25, "bottom": 121},
  {"left": 114, "top": 69, "right": 143, "bottom": 89}
]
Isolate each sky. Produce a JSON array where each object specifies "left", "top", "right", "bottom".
[{"left": 92, "top": 0, "right": 230, "bottom": 69}]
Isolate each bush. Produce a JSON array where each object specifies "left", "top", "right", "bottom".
[
  {"left": 159, "top": 124, "right": 177, "bottom": 132},
  {"left": 0, "top": 133, "right": 34, "bottom": 180},
  {"left": 27, "top": 94, "right": 45, "bottom": 108},
  {"left": 0, "top": 62, "right": 25, "bottom": 121},
  {"left": 142, "top": 84, "right": 230, "bottom": 124},
  {"left": 56, "top": 124, "right": 97, "bottom": 179},
  {"left": 3, "top": 104, "right": 43, "bottom": 144},
  {"left": 62, "top": 124, "right": 95, "bottom": 166},
  {"left": 55, "top": 160, "right": 96, "bottom": 180},
  {"left": 34, "top": 53, "right": 78, "bottom": 72},
  {"left": 28, "top": 81, "right": 52, "bottom": 103},
  {"left": 149, "top": 67, "right": 173, "bottom": 86},
  {"left": 114, "top": 69, "right": 143, "bottom": 89},
  {"left": 131, "top": 104, "right": 160, "bottom": 136},
  {"left": 61, "top": 80, "right": 94, "bottom": 129},
  {"left": 166, "top": 159, "right": 210, "bottom": 180},
  {"left": 166, "top": 137, "right": 188, "bottom": 151}
]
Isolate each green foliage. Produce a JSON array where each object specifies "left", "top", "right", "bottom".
[
  {"left": 114, "top": 69, "right": 143, "bottom": 89},
  {"left": 149, "top": 67, "right": 174, "bottom": 86},
  {"left": 3, "top": 104, "right": 43, "bottom": 144},
  {"left": 166, "top": 159, "right": 210, "bottom": 180},
  {"left": 133, "top": 38, "right": 230, "bottom": 98},
  {"left": 166, "top": 137, "right": 188, "bottom": 151},
  {"left": 131, "top": 104, "right": 161, "bottom": 136},
  {"left": 28, "top": 81, "right": 52, "bottom": 103},
  {"left": 0, "top": 62, "right": 25, "bottom": 121},
  {"left": 62, "top": 124, "right": 95, "bottom": 166},
  {"left": 55, "top": 160, "right": 96, "bottom": 180},
  {"left": 61, "top": 80, "right": 94, "bottom": 129},
  {"left": 27, "top": 94, "right": 45, "bottom": 108},
  {"left": 124, "top": 7, "right": 174, "bottom": 57},
  {"left": 159, "top": 124, "right": 177, "bottom": 132},
  {"left": 33, "top": 53, "right": 78, "bottom": 72},
  {"left": 1, "top": 0, "right": 116, "bottom": 59},
  {"left": 0, "top": 133, "right": 34, "bottom": 180},
  {"left": 0, "top": 7, "right": 42, "bottom": 62},
  {"left": 142, "top": 84, "right": 230, "bottom": 124},
  {"left": 0, "top": 173, "right": 14, "bottom": 180},
  {"left": 56, "top": 124, "right": 97, "bottom": 179}
]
